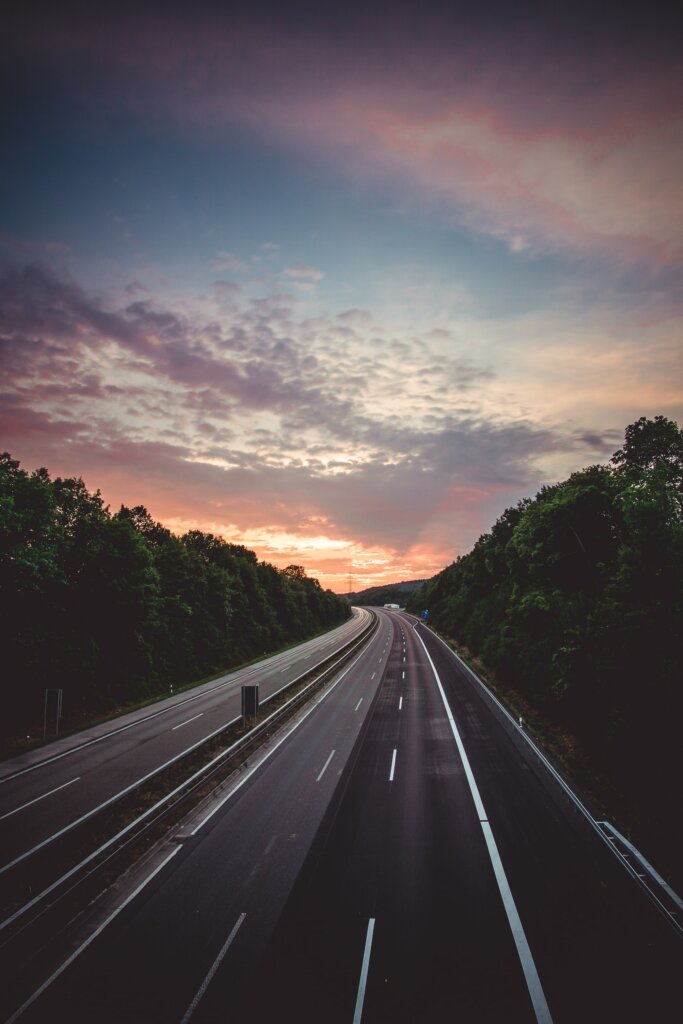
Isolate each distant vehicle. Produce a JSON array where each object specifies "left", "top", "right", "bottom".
[{"left": 384, "top": 603, "right": 400, "bottom": 609}]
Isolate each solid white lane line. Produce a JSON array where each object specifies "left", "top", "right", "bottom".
[
  {"left": 353, "top": 918, "right": 376, "bottom": 1024},
  {"left": 316, "top": 749, "right": 336, "bottom": 782},
  {"left": 389, "top": 748, "right": 397, "bottom": 782},
  {"left": 5, "top": 847, "right": 180, "bottom": 1024},
  {"left": 180, "top": 912, "right": 247, "bottom": 1023},
  {"left": 172, "top": 713, "right": 204, "bottom": 731},
  {"left": 414, "top": 630, "right": 553, "bottom": 1024},
  {"left": 398, "top": 697, "right": 403, "bottom": 711},
  {"left": 0, "top": 777, "right": 81, "bottom": 822},
  {"left": 355, "top": 698, "right": 364, "bottom": 712}
]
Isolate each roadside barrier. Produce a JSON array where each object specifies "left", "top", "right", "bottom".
[
  {"left": 408, "top": 615, "right": 683, "bottom": 940},
  {"left": 0, "top": 611, "right": 378, "bottom": 945}
]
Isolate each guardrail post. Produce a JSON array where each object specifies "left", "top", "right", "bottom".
[{"left": 241, "top": 684, "right": 259, "bottom": 723}]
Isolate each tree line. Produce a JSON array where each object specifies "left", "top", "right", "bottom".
[
  {"left": 407, "top": 417, "right": 683, "bottom": 871},
  {"left": 0, "top": 454, "right": 351, "bottom": 739}
]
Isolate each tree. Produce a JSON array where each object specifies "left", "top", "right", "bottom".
[
  {"left": 611, "top": 415, "right": 683, "bottom": 523},
  {"left": 406, "top": 416, "right": 683, "bottom": 876},
  {"left": 1, "top": 453, "right": 351, "bottom": 741},
  {"left": 611, "top": 415, "right": 683, "bottom": 479},
  {"left": 282, "top": 564, "right": 307, "bottom": 580}
]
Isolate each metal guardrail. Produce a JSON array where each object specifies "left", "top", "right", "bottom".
[
  {"left": 596, "top": 820, "right": 683, "bottom": 931},
  {"left": 409, "top": 616, "right": 683, "bottom": 940},
  {"left": 0, "top": 611, "right": 378, "bottom": 939}
]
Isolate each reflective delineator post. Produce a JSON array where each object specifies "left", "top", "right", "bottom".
[{"left": 43, "top": 687, "right": 63, "bottom": 739}]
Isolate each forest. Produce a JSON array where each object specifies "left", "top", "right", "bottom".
[
  {"left": 407, "top": 416, "right": 683, "bottom": 872},
  {"left": 0, "top": 454, "right": 351, "bottom": 741}
]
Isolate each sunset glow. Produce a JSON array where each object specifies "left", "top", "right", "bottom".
[{"left": 2, "top": 3, "right": 682, "bottom": 592}]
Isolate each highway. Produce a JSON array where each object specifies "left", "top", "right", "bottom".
[
  {"left": 0, "top": 609, "right": 370, "bottom": 875},
  {"left": 2, "top": 610, "right": 680, "bottom": 1023}
]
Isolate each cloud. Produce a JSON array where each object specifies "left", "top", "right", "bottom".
[
  {"left": 210, "top": 251, "right": 248, "bottom": 272},
  {"left": 5, "top": 7, "right": 682, "bottom": 271},
  {"left": 211, "top": 280, "right": 242, "bottom": 297},
  {"left": 366, "top": 107, "right": 683, "bottom": 259},
  {"left": 3, "top": 241, "right": 681, "bottom": 586},
  {"left": 282, "top": 265, "right": 325, "bottom": 293},
  {"left": 1, "top": 257, "right": 624, "bottom": 583},
  {"left": 283, "top": 265, "right": 325, "bottom": 281},
  {"left": 0, "top": 264, "right": 498, "bottom": 494},
  {"left": 3, "top": 6, "right": 682, "bottom": 590}
]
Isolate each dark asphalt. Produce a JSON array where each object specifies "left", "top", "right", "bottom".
[
  {"left": 4, "top": 610, "right": 681, "bottom": 1023},
  {"left": 2, "top": 612, "right": 394, "bottom": 1023},
  {"left": 230, "top": 614, "right": 536, "bottom": 1022},
  {"left": 0, "top": 611, "right": 371, "bottom": 871}
]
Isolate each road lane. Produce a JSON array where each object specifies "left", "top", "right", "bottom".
[
  {"left": 0, "top": 609, "right": 370, "bottom": 872},
  {"left": 3, "top": 609, "right": 680, "bottom": 1023},
  {"left": 208, "top": 610, "right": 680, "bottom": 1022},
  {"left": 415, "top": 616, "right": 682, "bottom": 1022},
  {"left": 2, "top": 612, "right": 394, "bottom": 1023},
  {"left": 1, "top": 610, "right": 367, "bottom": 786},
  {"left": 232, "top": 611, "right": 539, "bottom": 1022}
]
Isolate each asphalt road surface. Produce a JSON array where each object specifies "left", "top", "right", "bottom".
[
  {"left": 0, "top": 609, "right": 370, "bottom": 873},
  {"left": 3, "top": 610, "right": 680, "bottom": 1023}
]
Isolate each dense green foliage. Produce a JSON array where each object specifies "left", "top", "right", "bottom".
[
  {"left": 0, "top": 455, "right": 350, "bottom": 737},
  {"left": 408, "top": 417, "right": 683, "bottom": 865}
]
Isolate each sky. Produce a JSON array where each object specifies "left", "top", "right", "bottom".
[{"left": 2, "top": 1, "right": 682, "bottom": 592}]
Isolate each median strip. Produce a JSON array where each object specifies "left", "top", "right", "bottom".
[
  {"left": 0, "top": 611, "right": 379, "bottom": 938},
  {"left": 4, "top": 847, "right": 181, "bottom": 1024}
]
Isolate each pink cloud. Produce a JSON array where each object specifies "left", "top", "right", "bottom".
[
  {"left": 6, "top": 9, "right": 681, "bottom": 263},
  {"left": 359, "top": 105, "right": 683, "bottom": 260},
  {"left": 2, "top": 260, "right": 571, "bottom": 586}
]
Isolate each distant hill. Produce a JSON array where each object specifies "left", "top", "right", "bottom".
[{"left": 341, "top": 579, "right": 428, "bottom": 607}]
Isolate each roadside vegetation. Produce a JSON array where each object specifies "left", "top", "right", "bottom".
[
  {"left": 0, "top": 454, "right": 350, "bottom": 746},
  {"left": 407, "top": 416, "right": 683, "bottom": 880}
]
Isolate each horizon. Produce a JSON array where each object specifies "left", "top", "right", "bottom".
[{"left": 2, "top": 2, "right": 682, "bottom": 592}]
